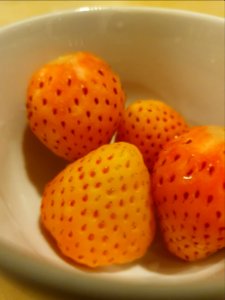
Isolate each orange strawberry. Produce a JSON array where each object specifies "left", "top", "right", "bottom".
[
  {"left": 152, "top": 126, "right": 225, "bottom": 261},
  {"left": 41, "top": 142, "right": 155, "bottom": 268},
  {"left": 116, "top": 100, "right": 188, "bottom": 171},
  {"left": 27, "top": 52, "right": 125, "bottom": 161}
]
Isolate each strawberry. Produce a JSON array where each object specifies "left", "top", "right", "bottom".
[
  {"left": 41, "top": 142, "right": 155, "bottom": 268},
  {"left": 116, "top": 99, "right": 189, "bottom": 171},
  {"left": 152, "top": 126, "right": 225, "bottom": 261},
  {"left": 26, "top": 52, "right": 125, "bottom": 161}
]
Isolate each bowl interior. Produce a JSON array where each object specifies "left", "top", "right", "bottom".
[{"left": 0, "top": 7, "right": 224, "bottom": 298}]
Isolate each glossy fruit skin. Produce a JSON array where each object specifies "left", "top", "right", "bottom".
[
  {"left": 116, "top": 100, "right": 189, "bottom": 172},
  {"left": 27, "top": 52, "right": 125, "bottom": 161},
  {"left": 41, "top": 142, "right": 155, "bottom": 268},
  {"left": 152, "top": 126, "right": 225, "bottom": 261}
]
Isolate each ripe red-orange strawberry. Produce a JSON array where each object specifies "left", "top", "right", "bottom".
[
  {"left": 116, "top": 100, "right": 189, "bottom": 171},
  {"left": 152, "top": 126, "right": 225, "bottom": 261},
  {"left": 41, "top": 142, "right": 155, "bottom": 268},
  {"left": 27, "top": 52, "right": 125, "bottom": 161}
]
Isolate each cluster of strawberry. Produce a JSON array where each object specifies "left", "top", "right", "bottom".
[{"left": 26, "top": 52, "right": 224, "bottom": 268}]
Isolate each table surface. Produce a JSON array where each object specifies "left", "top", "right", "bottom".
[{"left": 0, "top": 1, "right": 224, "bottom": 300}]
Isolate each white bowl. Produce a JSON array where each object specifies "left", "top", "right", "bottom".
[{"left": 0, "top": 7, "right": 224, "bottom": 300}]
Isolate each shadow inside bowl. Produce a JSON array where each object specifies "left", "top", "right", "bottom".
[
  {"left": 23, "top": 126, "right": 67, "bottom": 195},
  {"left": 139, "top": 235, "right": 225, "bottom": 276},
  {"left": 139, "top": 237, "right": 192, "bottom": 275}
]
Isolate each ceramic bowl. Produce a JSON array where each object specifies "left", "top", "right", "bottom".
[{"left": 0, "top": 7, "right": 224, "bottom": 300}]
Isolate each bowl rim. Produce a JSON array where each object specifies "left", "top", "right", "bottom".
[
  {"left": 0, "top": 5, "right": 224, "bottom": 33},
  {"left": 0, "top": 6, "right": 224, "bottom": 300}
]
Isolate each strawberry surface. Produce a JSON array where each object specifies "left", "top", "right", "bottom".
[
  {"left": 152, "top": 126, "right": 225, "bottom": 261},
  {"left": 41, "top": 142, "right": 155, "bottom": 268},
  {"left": 27, "top": 52, "right": 125, "bottom": 161},
  {"left": 116, "top": 100, "right": 189, "bottom": 172}
]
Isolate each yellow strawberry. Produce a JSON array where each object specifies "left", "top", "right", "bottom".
[{"left": 41, "top": 142, "right": 155, "bottom": 268}]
